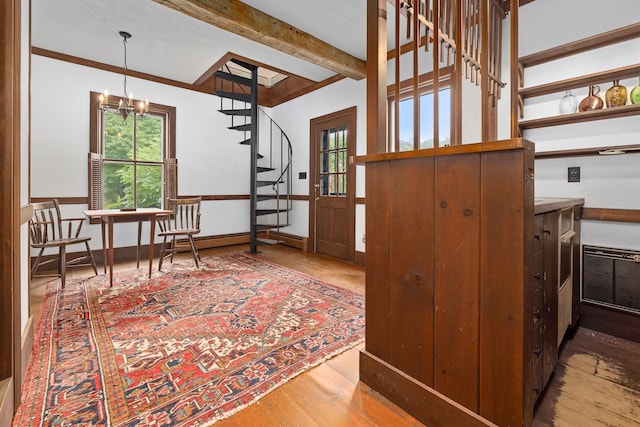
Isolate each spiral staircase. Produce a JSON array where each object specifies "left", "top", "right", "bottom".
[{"left": 213, "top": 59, "right": 293, "bottom": 253}]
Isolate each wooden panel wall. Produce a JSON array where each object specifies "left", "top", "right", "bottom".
[
  {"left": 360, "top": 140, "right": 534, "bottom": 427},
  {"left": 434, "top": 153, "right": 481, "bottom": 411},
  {"left": 388, "top": 158, "right": 435, "bottom": 385},
  {"left": 364, "top": 161, "right": 390, "bottom": 360}
]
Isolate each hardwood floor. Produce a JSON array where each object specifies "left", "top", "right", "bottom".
[{"left": 28, "top": 244, "right": 640, "bottom": 426}]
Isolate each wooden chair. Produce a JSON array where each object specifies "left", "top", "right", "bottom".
[
  {"left": 29, "top": 199, "right": 98, "bottom": 288},
  {"left": 157, "top": 197, "right": 202, "bottom": 270}
]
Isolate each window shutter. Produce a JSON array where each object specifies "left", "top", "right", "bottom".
[
  {"left": 88, "top": 152, "right": 103, "bottom": 209},
  {"left": 163, "top": 158, "right": 177, "bottom": 208}
]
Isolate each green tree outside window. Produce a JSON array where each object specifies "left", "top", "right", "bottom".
[{"left": 102, "top": 112, "right": 163, "bottom": 209}]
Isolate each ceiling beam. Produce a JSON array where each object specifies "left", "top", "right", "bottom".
[{"left": 151, "top": 0, "right": 367, "bottom": 80}]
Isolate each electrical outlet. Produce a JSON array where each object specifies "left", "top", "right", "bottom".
[{"left": 568, "top": 167, "right": 580, "bottom": 183}]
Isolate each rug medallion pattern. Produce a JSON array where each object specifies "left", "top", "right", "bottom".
[{"left": 14, "top": 253, "right": 365, "bottom": 426}]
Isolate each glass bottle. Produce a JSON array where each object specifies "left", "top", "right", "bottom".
[
  {"left": 559, "top": 90, "right": 578, "bottom": 114},
  {"left": 630, "top": 77, "right": 640, "bottom": 105},
  {"left": 605, "top": 80, "right": 627, "bottom": 107},
  {"left": 578, "top": 85, "right": 604, "bottom": 111}
]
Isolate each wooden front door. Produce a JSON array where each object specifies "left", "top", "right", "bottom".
[{"left": 309, "top": 107, "right": 356, "bottom": 261}]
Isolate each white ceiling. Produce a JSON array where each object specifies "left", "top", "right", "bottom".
[{"left": 31, "top": 0, "right": 368, "bottom": 84}]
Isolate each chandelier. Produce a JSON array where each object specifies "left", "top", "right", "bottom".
[{"left": 99, "top": 31, "right": 149, "bottom": 120}]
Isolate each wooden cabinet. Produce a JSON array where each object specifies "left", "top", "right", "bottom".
[
  {"left": 532, "top": 198, "right": 583, "bottom": 404},
  {"left": 531, "top": 210, "right": 558, "bottom": 403},
  {"left": 359, "top": 139, "right": 536, "bottom": 427},
  {"left": 518, "top": 22, "right": 640, "bottom": 132}
]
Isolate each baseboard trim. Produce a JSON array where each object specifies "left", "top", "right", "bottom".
[
  {"left": 194, "top": 233, "right": 250, "bottom": 249},
  {"left": 264, "top": 231, "right": 308, "bottom": 251},
  {"left": 359, "top": 350, "right": 496, "bottom": 427},
  {"left": 355, "top": 251, "right": 365, "bottom": 266},
  {"left": 0, "top": 379, "right": 14, "bottom": 427},
  {"left": 21, "top": 317, "right": 34, "bottom": 385}
]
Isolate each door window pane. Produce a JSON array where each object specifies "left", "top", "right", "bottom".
[
  {"left": 320, "top": 174, "right": 328, "bottom": 196},
  {"left": 338, "top": 125, "right": 347, "bottom": 148},
  {"left": 319, "top": 125, "right": 347, "bottom": 198},
  {"left": 321, "top": 129, "right": 328, "bottom": 150},
  {"left": 338, "top": 150, "right": 346, "bottom": 173}
]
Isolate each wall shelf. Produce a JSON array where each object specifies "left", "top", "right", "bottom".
[
  {"left": 520, "top": 103, "right": 640, "bottom": 130},
  {"left": 519, "top": 22, "right": 640, "bottom": 68},
  {"left": 519, "top": 64, "right": 640, "bottom": 99},
  {"left": 518, "top": 23, "right": 640, "bottom": 134}
]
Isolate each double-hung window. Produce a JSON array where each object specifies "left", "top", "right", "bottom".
[{"left": 89, "top": 92, "right": 176, "bottom": 210}]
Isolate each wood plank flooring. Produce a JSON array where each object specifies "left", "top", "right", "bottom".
[{"left": 28, "top": 244, "right": 640, "bottom": 426}]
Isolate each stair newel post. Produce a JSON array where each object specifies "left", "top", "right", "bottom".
[{"left": 249, "top": 64, "right": 259, "bottom": 253}]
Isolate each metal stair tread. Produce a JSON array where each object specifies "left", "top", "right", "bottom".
[
  {"left": 255, "top": 223, "right": 290, "bottom": 230},
  {"left": 229, "top": 123, "right": 251, "bottom": 131},
  {"left": 257, "top": 180, "right": 284, "bottom": 187},
  {"left": 219, "top": 108, "right": 252, "bottom": 116}
]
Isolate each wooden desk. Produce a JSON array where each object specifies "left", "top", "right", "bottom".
[{"left": 83, "top": 208, "right": 173, "bottom": 286}]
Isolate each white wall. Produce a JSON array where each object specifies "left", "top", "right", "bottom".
[{"left": 515, "top": 0, "right": 640, "bottom": 251}]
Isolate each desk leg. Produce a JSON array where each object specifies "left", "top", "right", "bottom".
[
  {"left": 148, "top": 214, "right": 156, "bottom": 278},
  {"left": 137, "top": 220, "right": 142, "bottom": 269},
  {"left": 108, "top": 217, "right": 114, "bottom": 287},
  {"left": 101, "top": 220, "right": 107, "bottom": 274}
]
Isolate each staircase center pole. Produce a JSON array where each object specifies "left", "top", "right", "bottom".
[{"left": 249, "top": 65, "right": 259, "bottom": 253}]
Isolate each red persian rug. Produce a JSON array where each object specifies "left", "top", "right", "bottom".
[{"left": 14, "top": 252, "right": 365, "bottom": 426}]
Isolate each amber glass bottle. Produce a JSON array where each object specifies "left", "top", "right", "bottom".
[{"left": 605, "top": 80, "right": 627, "bottom": 107}]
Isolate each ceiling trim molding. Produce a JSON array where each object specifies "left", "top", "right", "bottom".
[
  {"left": 151, "top": 0, "right": 367, "bottom": 80},
  {"left": 32, "top": 46, "right": 212, "bottom": 95}
]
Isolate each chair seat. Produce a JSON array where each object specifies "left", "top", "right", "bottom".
[{"left": 158, "top": 228, "right": 200, "bottom": 237}]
